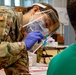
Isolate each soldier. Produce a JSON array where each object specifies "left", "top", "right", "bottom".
[
  {"left": 0, "top": 2, "right": 59, "bottom": 75},
  {"left": 0, "top": 6, "right": 43, "bottom": 75}
]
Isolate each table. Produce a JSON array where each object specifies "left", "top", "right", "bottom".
[
  {"left": 0, "top": 69, "right": 6, "bottom": 75},
  {"left": 41, "top": 45, "right": 68, "bottom": 63},
  {"left": 29, "top": 63, "right": 48, "bottom": 75},
  {"left": 30, "top": 71, "right": 46, "bottom": 75},
  {"left": 43, "top": 45, "right": 68, "bottom": 53}
]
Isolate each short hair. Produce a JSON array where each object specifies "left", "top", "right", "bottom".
[
  {"left": 22, "top": 2, "right": 58, "bottom": 18},
  {"left": 67, "top": 0, "right": 76, "bottom": 29}
]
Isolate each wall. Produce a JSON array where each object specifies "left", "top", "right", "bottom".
[
  {"left": 53, "top": 0, "right": 75, "bottom": 45},
  {"left": 53, "top": 0, "right": 67, "bottom": 7}
]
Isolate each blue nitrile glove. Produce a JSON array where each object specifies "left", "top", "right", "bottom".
[{"left": 23, "top": 30, "right": 44, "bottom": 50}]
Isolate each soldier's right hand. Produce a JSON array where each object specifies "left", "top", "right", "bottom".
[{"left": 23, "top": 30, "right": 44, "bottom": 50}]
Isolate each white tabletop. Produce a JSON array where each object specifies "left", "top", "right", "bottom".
[
  {"left": 29, "top": 63, "right": 48, "bottom": 75},
  {"left": 30, "top": 71, "right": 46, "bottom": 75},
  {"left": 44, "top": 45, "right": 68, "bottom": 48},
  {"left": 0, "top": 69, "right": 6, "bottom": 75}
]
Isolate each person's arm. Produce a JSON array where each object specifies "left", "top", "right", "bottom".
[
  {"left": 0, "top": 42, "right": 26, "bottom": 69},
  {"left": 0, "top": 30, "right": 44, "bottom": 69}
]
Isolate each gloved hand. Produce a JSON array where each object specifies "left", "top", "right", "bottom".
[{"left": 23, "top": 30, "right": 44, "bottom": 50}]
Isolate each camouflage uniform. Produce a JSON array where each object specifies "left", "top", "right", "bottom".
[{"left": 0, "top": 6, "right": 30, "bottom": 75}]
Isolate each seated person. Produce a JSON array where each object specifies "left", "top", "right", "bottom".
[{"left": 47, "top": 0, "right": 76, "bottom": 75}]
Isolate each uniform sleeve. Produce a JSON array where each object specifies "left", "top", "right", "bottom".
[
  {"left": 0, "top": 42, "right": 27, "bottom": 69},
  {"left": 0, "top": 42, "right": 26, "bottom": 57}
]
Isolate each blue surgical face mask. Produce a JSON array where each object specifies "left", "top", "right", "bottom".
[{"left": 26, "top": 20, "right": 49, "bottom": 36}]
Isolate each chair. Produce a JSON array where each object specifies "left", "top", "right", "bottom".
[{"left": 41, "top": 48, "right": 53, "bottom": 64}]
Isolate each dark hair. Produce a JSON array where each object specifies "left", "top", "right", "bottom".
[
  {"left": 67, "top": 0, "right": 76, "bottom": 29},
  {"left": 22, "top": 6, "right": 33, "bottom": 14},
  {"left": 22, "top": 2, "right": 58, "bottom": 18}
]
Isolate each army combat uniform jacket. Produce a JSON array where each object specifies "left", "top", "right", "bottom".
[{"left": 0, "top": 6, "right": 30, "bottom": 75}]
